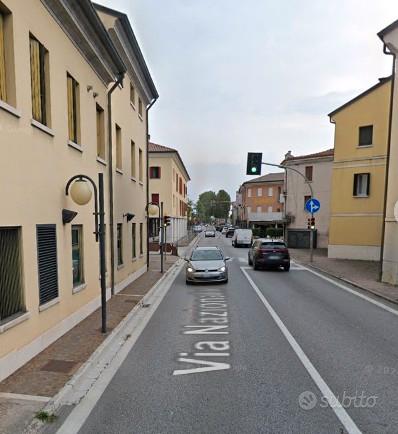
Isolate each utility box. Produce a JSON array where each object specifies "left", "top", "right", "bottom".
[{"left": 287, "top": 229, "right": 317, "bottom": 249}]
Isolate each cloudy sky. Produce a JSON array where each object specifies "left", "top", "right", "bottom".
[{"left": 96, "top": 0, "right": 395, "bottom": 201}]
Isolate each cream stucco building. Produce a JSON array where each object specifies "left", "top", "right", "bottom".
[
  {"left": 283, "top": 149, "right": 334, "bottom": 249},
  {"left": 0, "top": 0, "right": 158, "bottom": 381},
  {"left": 148, "top": 142, "right": 190, "bottom": 246}
]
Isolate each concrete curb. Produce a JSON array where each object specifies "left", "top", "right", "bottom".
[
  {"left": 24, "top": 258, "right": 184, "bottom": 433},
  {"left": 294, "top": 259, "right": 398, "bottom": 306}
]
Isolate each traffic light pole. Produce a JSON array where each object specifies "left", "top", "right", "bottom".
[{"left": 160, "top": 201, "right": 164, "bottom": 274}]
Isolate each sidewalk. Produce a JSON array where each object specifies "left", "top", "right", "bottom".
[
  {"left": 290, "top": 248, "right": 398, "bottom": 303},
  {"left": 0, "top": 254, "right": 179, "bottom": 434}
]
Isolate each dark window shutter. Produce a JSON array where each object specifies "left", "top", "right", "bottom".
[
  {"left": 36, "top": 225, "right": 59, "bottom": 305},
  {"left": 353, "top": 174, "right": 358, "bottom": 196},
  {"left": 158, "top": 167, "right": 161, "bottom": 178},
  {"left": 366, "top": 173, "right": 370, "bottom": 196}
]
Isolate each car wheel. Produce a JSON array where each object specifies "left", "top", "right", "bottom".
[
  {"left": 186, "top": 280, "right": 192, "bottom": 285},
  {"left": 248, "top": 255, "right": 253, "bottom": 266},
  {"left": 253, "top": 260, "right": 259, "bottom": 270},
  {"left": 284, "top": 264, "right": 290, "bottom": 272}
]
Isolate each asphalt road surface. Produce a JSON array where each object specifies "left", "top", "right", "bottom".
[{"left": 58, "top": 232, "right": 398, "bottom": 434}]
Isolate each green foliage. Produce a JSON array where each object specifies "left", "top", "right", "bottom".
[
  {"left": 266, "top": 227, "right": 283, "bottom": 238},
  {"left": 196, "top": 190, "right": 231, "bottom": 221},
  {"left": 35, "top": 411, "right": 57, "bottom": 423}
]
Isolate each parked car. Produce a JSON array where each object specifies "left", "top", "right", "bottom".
[
  {"left": 193, "top": 225, "right": 202, "bottom": 233},
  {"left": 232, "top": 229, "right": 253, "bottom": 247},
  {"left": 248, "top": 238, "right": 290, "bottom": 271},
  {"left": 186, "top": 246, "right": 230, "bottom": 283},
  {"left": 225, "top": 228, "right": 235, "bottom": 238},
  {"left": 221, "top": 226, "right": 228, "bottom": 234},
  {"left": 205, "top": 229, "right": 216, "bottom": 237}
]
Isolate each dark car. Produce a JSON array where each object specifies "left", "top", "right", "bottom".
[
  {"left": 225, "top": 228, "right": 235, "bottom": 238},
  {"left": 248, "top": 239, "right": 290, "bottom": 271}
]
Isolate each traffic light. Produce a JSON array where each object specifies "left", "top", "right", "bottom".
[
  {"left": 307, "top": 218, "right": 311, "bottom": 229},
  {"left": 310, "top": 217, "right": 315, "bottom": 229},
  {"left": 163, "top": 215, "right": 171, "bottom": 227},
  {"left": 246, "top": 152, "right": 263, "bottom": 175}
]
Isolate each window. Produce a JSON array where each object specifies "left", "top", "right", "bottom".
[
  {"left": 36, "top": 225, "right": 58, "bottom": 305},
  {"left": 256, "top": 206, "right": 262, "bottom": 213},
  {"left": 151, "top": 193, "right": 159, "bottom": 204},
  {"left": 359, "top": 125, "right": 373, "bottom": 147},
  {"left": 248, "top": 188, "right": 252, "bottom": 198},
  {"left": 139, "top": 223, "right": 143, "bottom": 255},
  {"left": 268, "top": 187, "right": 273, "bottom": 197},
  {"left": 0, "top": 10, "right": 7, "bottom": 102},
  {"left": 0, "top": 227, "right": 24, "bottom": 323},
  {"left": 150, "top": 166, "right": 161, "bottom": 179},
  {"left": 30, "top": 34, "right": 50, "bottom": 126},
  {"left": 132, "top": 223, "right": 136, "bottom": 259},
  {"left": 139, "top": 148, "right": 143, "bottom": 182},
  {"left": 66, "top": 73, "right": 80, "bottom": 143},
  {"left": 130, "top": 82, "right": 135, "bottom": 106},
  {"left": 353, "top": 173, "right": 370, "bottom": 197},
  {"left": 96, "top": 104, "right": 105, "bottom": 159},
  {"left": 268, "top": 206, "right": 273, "bottom": 213},
  {"left": 257, "top": 188, "right": 262, "bottom": 196},
  {"left": 117, "top": 223, "right": 123, "bottom": 266},
  {"left": 176, "top": 173, "right": 178, "bottom": 192},
  {"left": 179, "top": 178, "right": 182, "bottom": 195},
  {"left": 138, "top": 97, "right": 143, "bottom": 117},
  {"left": 130, "top": 141, "right": 136, "bottom": 178},
  {"left": 0, "top": 7, "right": 15, "bottom": 106},
  {"left": 305, "top": 166, "right": 313, "bottom": 182},
  {"left": 72, "top": 225, "right": 84, "bottom": 287},
  {"left": 247, "top": 206, "right": 251, "bottom": 213},
  {"left": 303, "top": 195, "right": 312, "bottom": 209},
  {"left": 115, "top": 124, "right": 122, "bottom": 170}
]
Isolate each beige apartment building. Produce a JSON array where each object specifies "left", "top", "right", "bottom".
[
  {"left": 0, "top": 0, "right": 158, "bottom": 382},
  {"left": 235, "top": 173, "right": 285, "bottom": 228},
  {"left": 283, "top": 149, "right": 334, "bottom": 248},
  {"left": 378, "top": 21, "right": 398, "bottom": 284},
  {"left": 148, "top": 142, "right": 190, "bottom": 245}
]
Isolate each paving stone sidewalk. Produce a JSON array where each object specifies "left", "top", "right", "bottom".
[
  {"left": 290, "top": 248, "right": 398, "bottom": 303},
  {"left": 0, "top": 254, "right": 178, "bottom": 434}
]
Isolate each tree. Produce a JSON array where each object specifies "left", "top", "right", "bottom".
[
  {"left": 196, "top": 191, "right": 217, "bottom": 222},
  {"left": 215, "top": 190, "right": 231, "bottom": 220}
]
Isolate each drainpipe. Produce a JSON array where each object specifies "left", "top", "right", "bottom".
[
  {"left": 379, "top": 44, "right": 396, "bottom": 281},
  {"left": 107, "top": 72, "right": 124, "bottom": 296},
  {"left": 146, "top": 98, "right": 157, "bottom": 270}
]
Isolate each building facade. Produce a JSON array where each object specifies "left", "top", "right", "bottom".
[
  {"left": 283, "top": 149, "right": 334, "bottom": 249},
  {"left": 0, "top": 0, "right": 157, "bottom": 382},
  {"left": 237, "top": 173, "right": 285, "bottom": 228},
  {"left": 328, "top": 78, "right": 391, "bottom": 260},
  {"left": 379, "top": 21, "right": 398, "bottom": 284},
  {"left": 148, "top": 142, "right": 190, "bottom": 245}
]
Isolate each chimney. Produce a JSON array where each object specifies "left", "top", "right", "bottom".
[{"left": 285, "top": 150, "right": 292, "bottom": 159}]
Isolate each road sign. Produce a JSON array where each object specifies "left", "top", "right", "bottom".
[{"left": 305, "top": 198, "right": 320, "bottom": 214}]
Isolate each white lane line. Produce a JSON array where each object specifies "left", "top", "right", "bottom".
[
  {"left": 296, "top": 263, "right": 398, "bottom": 317},
  {"left": 240, "top": 267, "right": 362, "bottom": 434},
  {"left": 0, "top": 392, "right": 50, "bottom": 402}
]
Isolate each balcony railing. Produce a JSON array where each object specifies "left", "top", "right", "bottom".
[{"left": 248, "top": 211, "right": 283, "bottom": 222}]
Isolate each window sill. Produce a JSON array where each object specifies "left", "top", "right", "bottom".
[
  {"left": 68, "top": 140, "right": 83, "bottom": 153},
  {"left": 131, "top": 176, "right": 137, "bottom": 182},
  {"left": 139, "top": 181, "right": 144, "bottom": 186},
  {"left": 97, "top": 156, "right": 107, "bottom": 166},
  {"left": 0, "top": 312, "right": 31, "bottom": 334},
  {"left": 116, "top": 168, "right": 123, "bottom": 175},
  {"left": 139, "top": 254, "right": 144, "bottom": 258},
  {"left": 353, "top": 195, "right": 369, "bottom": 198},
  {"left": 117, "top": 264, "right": 124, "bottom": 270},
  {"left": 72, "top": 283, "right": 87, "bottom": 294},
  {"left": 31, "top": 119, "right": 54, "bottom": 137},
  {"left": 39, "top": 297, "right": 60, "bottom": 312},
  {"left": 130, "top": 102, "right": 136, "bottom": 110},
  {"left": 0, "top": 100, "right": 21, "bottom": 118},
  {"left": 357, "top": 144, "right": 373, "bottom": 149},
  {"left": 132, "top": 257, "right": 137, "bottom": 262}
]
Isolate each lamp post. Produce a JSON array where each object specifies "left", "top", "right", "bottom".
[
  {"left": 147, "top": 201, "right": 164, "bottom": 273},
  {"left": 261, "top": 162, "right": 315, "bottom": 262},
  {"left": 65, "top": 173, "right": 107, "bottom": 333}
]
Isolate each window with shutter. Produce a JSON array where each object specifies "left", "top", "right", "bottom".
[
  {"left": 30, "top": 35, "right": 49, "bottom": 126},
  {"left": 0, "top": 12, "right": 6, "bottom": 102},
  {"left": 96, "top": 104, "right": 105, "bottom": 159},
  {"left": 139, "top": 223, "right": 143, "bottom": 255},
  {"left": 358, "top": 126, "right": 373, "bottom": 147},
  {"left": 117, "top": 223, "right": 123, "bottom": 265},
  {"left": 67, "top": 73, "right": 80, "bottom": 143},
  {"left": 132, "top": 223, "right": 136, "bottom": 259},
  {"left": 0, "top": 227, "right": 24, "bottom": 323},
  {"left": 130, "top": 141, "right": 136, "bottom": 178},
  {"left": 36, "top": 225, "right": 58, "bottom": 305},
  {"left": 115, "top": 124, "right": 122, "bottom": 170},
  {"left": 353, "top": 173, "right": 370, "bottom": 197}
]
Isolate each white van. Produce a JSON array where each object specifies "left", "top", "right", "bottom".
[{"left": 232, "top": 229, "right": 253, "bottom": 247}]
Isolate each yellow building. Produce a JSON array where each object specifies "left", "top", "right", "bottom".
[
  {"left": 148, "top": 142, "right": 190, "bottom": 245},
  {"left": 328, "top": 77, "right": 391, "bottom": 260},
  {"left": 0, "top": 0, "right": 157, "bottom": 381}
]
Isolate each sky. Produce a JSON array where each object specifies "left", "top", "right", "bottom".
[{"left": 96, "top": 0, "right": 396, "bottom": 201}]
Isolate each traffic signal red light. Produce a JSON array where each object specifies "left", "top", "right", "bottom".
[{"left": 307, "top": 218, "right": 311, "bottom": 229}]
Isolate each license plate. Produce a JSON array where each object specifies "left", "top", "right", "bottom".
[{"left": 268, "top": 255, "right": 280, "bottom": 260}]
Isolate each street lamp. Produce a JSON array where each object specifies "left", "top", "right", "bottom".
[
  {"left": 65, "top": 173, "right": 107, "bottom": 333},
  {"left": 146, "top": 201, "right": 164, "bottom": 273}
]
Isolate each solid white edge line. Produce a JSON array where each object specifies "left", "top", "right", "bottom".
[
  {"left": 240, "top": 266, "right": 362, "bottom": 434},
  {"left": 294, "top": 262, "right": 398, "bottom": 318},
  {"left": 55, "top": 262, "right": 184, "bottom": 434}
]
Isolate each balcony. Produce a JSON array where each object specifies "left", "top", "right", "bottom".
[{"left": 248, "top": 211, "right": 283, "bottom": 222}]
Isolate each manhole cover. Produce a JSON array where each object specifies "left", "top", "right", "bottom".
[{"left": 40, "top": 360, "right": 77, "bottom": 373}]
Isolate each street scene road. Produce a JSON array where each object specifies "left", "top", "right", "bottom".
[{"left": 51, "top": 232, "right": 398, "bottom": 434}]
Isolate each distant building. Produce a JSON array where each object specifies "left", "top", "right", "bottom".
[
  {"left": 283, "top": 149, "right": 334, "bottom": 248},
  {"left": 148, "top": 142, "right": 190, "bottom": 245},
  {"left": 328, "top": 77, "right": 391, "bottom": 260},
  {"left": 236, "top": 173, "right": 285, "bottom": 228}
]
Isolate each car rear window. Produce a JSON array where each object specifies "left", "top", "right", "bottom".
[
  {"left": 191, "top": 250, "right": 223, "bottom": 260},
  {"left": 261, "top": 242, "right": 286, "bottom": 247}
]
